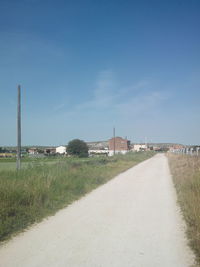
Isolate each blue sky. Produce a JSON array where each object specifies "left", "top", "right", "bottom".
[{"left": 0, "top": 0, "right": 200, "bottom": 146}]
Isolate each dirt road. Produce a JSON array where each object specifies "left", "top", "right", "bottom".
[{"left": 0, "top": 154, "right": 195, "bottom": 267}]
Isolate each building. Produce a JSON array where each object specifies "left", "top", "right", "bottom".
[
  {"left": 108, "top": 137, "right": 130, "bottom": 156},
  {"left": 88, "top": 148, "right": 109, "bottom": 156},
  {"left": 132, "top": 144, "right": 148, "bottom": 152},
  {"left": 28, "top": 148, "right": 39, "bottom": 155},
  {"left": 0, "top": 153, "right": 15, "bottom": 158},
  {"left": 87, "top": 141, "right": 108, "bottom": 150},
  {"left": 56, "top": 146, "right": 67, "bottom": 154},
  {"left": 44, "top": 147, "right": 56, "bottom": 155}
]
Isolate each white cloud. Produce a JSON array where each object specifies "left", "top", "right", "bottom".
[
  {"left": 62, "top": 70, "right": 168, "bottom": 121},
  {"left": 77, "top": 70, "right": 118, "bottom": 110}
]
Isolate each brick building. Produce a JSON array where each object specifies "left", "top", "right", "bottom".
[{"left": 108, "top": 137, "right": 130, "bottom": 156}]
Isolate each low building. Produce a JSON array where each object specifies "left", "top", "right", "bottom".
[
  {"left": 108, "top": 137, "right": 131, "bottom": 156},
  {"left": 56, "top": 146, "right": 67, "bottom": 154},
  {"left": 132, "top": 144, "right": 148, "bottom": 152},
  {"left": 88, "top": 148, "right": 109, "bottom": 156},
  {"left": 0, "top": 153, "right": 15, "bottom": 158},
  {"left": 87, "top": 141, "right": 108, "bottom": 150},
  {"left": 87, "top": 141, "right": 109, "bottom": 156},
  {"left": 28, "top": 147, "right": 45, "bottom": 157},
  {"left": 44, "top": 147, "right": 56, "bottom": 155},
  {"left": 28, "top": 148, "right": 39, "bottom": 155}
]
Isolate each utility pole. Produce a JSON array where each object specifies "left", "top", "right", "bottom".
[
  {"left": 113, "top": 127, "right": 115, "bottom": 155},
  {"left": 17, "top": 85, "right": 21, "bottom": 170},
  {"left": 145, "top": 136, "right": 147, "bottom": 149}
]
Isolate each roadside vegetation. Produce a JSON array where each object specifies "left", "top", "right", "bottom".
[
  {"left": 168, "top": 153, "right": 200, "bottom": 265},
  {"left": 0, "top": 151, "right": 154, "bottom": 242},
  {"left": 67, "top": 139, "right": 89, "bottom": 157},
  {"left": 0, "top": 157, "right": 60, "bottom": 171}
]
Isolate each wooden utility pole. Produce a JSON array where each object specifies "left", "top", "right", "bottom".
[
  {"left": 113, "top": 127, "right": 115, "bottom": 155},
  {"left": 17, "top": 85, "right": 21, "bottom": 170}
]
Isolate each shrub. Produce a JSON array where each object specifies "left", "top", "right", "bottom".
[{"left": 67, "top": 139, "right": 88, "bottom": 157}]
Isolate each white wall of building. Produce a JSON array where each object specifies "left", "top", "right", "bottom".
[
  {"left": 108, "top": 150, "right": 128, "bottom": 156},
  {"left": 56, "top": 146, "right": 66, "bottom": 154},
  {"left": 132, "top": 144, "right": 147, "bottom": 152},
  {"left": 89, "top": 150, "right": 109, "bottom": 155}
]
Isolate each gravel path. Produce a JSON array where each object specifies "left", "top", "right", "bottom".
[{"left": 0, "top": 154, "right": 195, "bottom": 267}]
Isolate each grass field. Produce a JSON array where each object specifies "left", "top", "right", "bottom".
[
  {"left": 168, "top": 153, "right": 200, "bottom": 265},
  {"left": 0, "top": 158, "right": 60, "bottom": 171},
  {"left": 0, "top": 151, "right": 155, "bottom": 243}
]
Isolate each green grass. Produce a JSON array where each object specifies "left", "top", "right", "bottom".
[
  {"left": 0, "top": 151, "right": 155, "bottom": 243},
  {"left": 0, "top": 157, "right": 60, "bottom": 171},
  {"left": 167, "top": 153, "right": 200, "bottom": 266}
]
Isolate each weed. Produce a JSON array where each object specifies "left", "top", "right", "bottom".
[{"left": 168, "top": 153, "right": 200, "bottom": 265}]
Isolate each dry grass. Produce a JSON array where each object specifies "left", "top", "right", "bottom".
[{"left": 167, "top": 153, "right": 200, "bottom": 265}]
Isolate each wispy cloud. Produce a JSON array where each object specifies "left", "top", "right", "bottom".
[
  {"left": 76, "top": 70, "right": 117, "bottom": 110},
  {"left": 63, "top": 70, "right": 168, "bottom": 120}
]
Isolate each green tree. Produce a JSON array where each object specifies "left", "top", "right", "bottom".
[{"left": 67, "top": 139, "right": 88, "bottom": 157}]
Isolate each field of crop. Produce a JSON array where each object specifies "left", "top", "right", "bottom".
[
  {"left": 0, "top": 151, "right": 155, "bottom": 242},
  {"left": 168, "top": 153, "right": 200, "bottom": 265}
]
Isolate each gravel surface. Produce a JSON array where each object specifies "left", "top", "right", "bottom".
[{"left": 0, "top": 154, "right": 195, "bottom": 267}]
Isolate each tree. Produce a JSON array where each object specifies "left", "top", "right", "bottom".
[
  {"left": 67, "top": 139, "right": 89, "bottom": 157},
  {"left": 0, "top": 147, "right": 5, "bottom": 153}
]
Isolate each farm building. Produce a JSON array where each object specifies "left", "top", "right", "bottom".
[
  {"left": 56, "top": 146, "right": 67, "bottom": 154},
  {"left": 132, "top": 144, "right": 148, "bottom": 152}
]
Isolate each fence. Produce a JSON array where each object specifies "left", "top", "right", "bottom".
[{"left": 170, "top": 147, "right": 200, "bottom": 156}]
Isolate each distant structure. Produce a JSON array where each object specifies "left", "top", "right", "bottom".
[
  {"left": 44, "top": 147, "right": 56, "bottom": 155},
  {"left": 28, "top": 148, "right": 39, "bottom": 155},
  {"left": 88, "top": 149, "right": 109, "bottom": 156},
  {"left": 87, "top": 141, "right": 109, "bottom": 156},
  {"left": 168, "top": 144, "right": 200, "bottom": 155},
  {"left": 56, "top": 146, "right": 67, "bottom": 154},
  {"left": 87, "top": 141, "right": 108, "bottom": 150},
  {"left": 28, "top": 147, "right": 56, "bottom": 156},
  {"left": 108, "top": 137, "right": 131, "bottom": 156},
  {"left": 168, "top": 144, "right": 184, "bottom": 151},
  {"left": 132, "top": 144, "right": 148, "bottom": 152}
]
